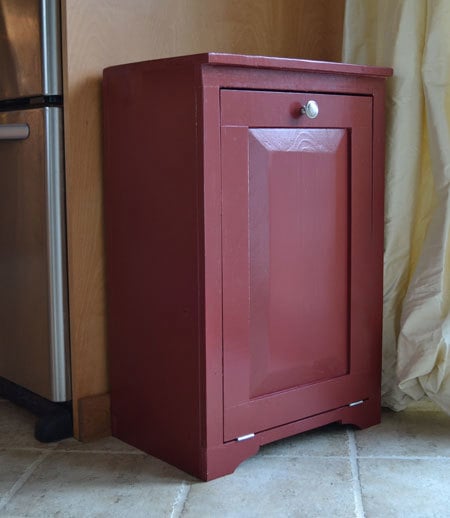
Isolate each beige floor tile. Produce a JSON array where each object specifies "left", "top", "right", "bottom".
[
  {"left": 259, "top": 423, "right": 349, "bottom": 457},
  {"left": 2, "top": 452, "right": 193, "bottom": 518},
  {"left": 404, "top": 398, "right": 443, "bottom": 412},
  {"left": 0, "top": 400, "right": 138, "bottom": 454},
  {"left": 359, "top": 458, "right": 450, "bottom": 518},
  {"left": 1, "top": 395, "right": 449, "bottom": 517},
  {"left": 56, "top": 435, "right": 141, "bottom": 454},
  {"left": 0, "top": 402, "right": 55, "bottom": 450},
  {"left": 355, "top": 407, "right": 450, "bottom": 458},
  {"left": 182, "top": 456, "right": 355, "bottom": 518},
  {"left": 0, "top": 450, "right": 42, "bottom": 496}
]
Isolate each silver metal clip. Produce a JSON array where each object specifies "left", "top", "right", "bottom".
[
  {"left": 236, "top": 433, "right": 255, "bottom": 442},
  {"left": 349, "top": 400, "right": 364, "bottom": 407}
]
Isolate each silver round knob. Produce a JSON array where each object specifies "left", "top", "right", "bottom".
[{"left": 301, "top": 100, "right": 319, "bottom": 119}]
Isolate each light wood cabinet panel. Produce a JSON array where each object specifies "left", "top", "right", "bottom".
[{"left": 61, "top": 0, "right": 344, "bottom": 439}]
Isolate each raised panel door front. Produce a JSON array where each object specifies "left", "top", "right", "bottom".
[
  {"left": 247, "top": 127, "right": 349, "bottom": 398},
  {"left": 221, "top": 90, "right": 373, "bottom": 442}
]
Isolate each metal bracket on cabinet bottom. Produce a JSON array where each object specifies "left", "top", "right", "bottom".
[{"left": 236, "top": 433, "right": 255, "bottom": 442}]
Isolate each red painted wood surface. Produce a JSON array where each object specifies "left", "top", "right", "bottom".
[
  {"left": 221, "top": 90, "right": 373, "bottom": 441},
  {"left": 121, "top": 52, "right": 392, "bottom": 78},
  {"left": 102, "top": 53, "right": 392, "bottom": 480},
  {"left": 103, "top": 63, "right": 204, "bottom": 476}
]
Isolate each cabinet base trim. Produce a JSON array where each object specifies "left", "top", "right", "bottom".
[{"left": 77, "top": 392, "right": 111, "bottom": 442}]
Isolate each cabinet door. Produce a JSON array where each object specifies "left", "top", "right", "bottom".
[{"left": 221, "top": 90, "right": 374, "bottom": 441}]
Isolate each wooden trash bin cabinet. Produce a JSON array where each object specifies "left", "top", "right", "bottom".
[{"left": 102, "top": 53, "right": 392, "bottom": 481}]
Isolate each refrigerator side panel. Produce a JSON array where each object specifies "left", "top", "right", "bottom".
[
  {"left": 0, "top": 107, "right": 69, "bottom": 401},
  {"left": 0, "top": 0, "right": 62, "bottom": 100}
]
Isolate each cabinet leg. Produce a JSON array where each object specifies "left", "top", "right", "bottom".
[
  {"left": 340, "top": 397, "right": 381, "bottom": 430},
  {"left": 202, "top": 440, "right": 261, "bottom": 481}
]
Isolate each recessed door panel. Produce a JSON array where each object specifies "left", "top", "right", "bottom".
[
  {"left": 248, "top": 128, "right": 349, "bottom": 398},
  {"left": 221, "top": 90, "right": 373, "bottom": 441}
]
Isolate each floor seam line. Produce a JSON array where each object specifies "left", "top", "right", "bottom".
[
  {"left": 259, "top": 454, "right": 350, "bottom": 459},
  {"left": 0, "top": 447, "right": 144, "bottom": 455},
  {"left": 357, "top": 454, "right": 450, "bottom": 460},
  {"left": 0, "top": 450, "right": 50, "bottom": 512},
  {"left": 347, "top": 429, "right": 365, "bottom": 518},
  {"left": 45, "top": 449, "right": 145, "bottom": 456},
  {"left": 170, "top": 480, "right": 191, "bottom": 518}
]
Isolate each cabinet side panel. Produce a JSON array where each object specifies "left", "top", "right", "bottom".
[
  {"left": 103, "top": 64, "right": 203, "bottom": 476},
  {"left": 368, "top": 80, "right": 386, "bottom": 398}
]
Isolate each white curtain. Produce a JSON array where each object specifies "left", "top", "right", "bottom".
[{"left": 343, "top": 0, "right": 450, "bottom": 413}]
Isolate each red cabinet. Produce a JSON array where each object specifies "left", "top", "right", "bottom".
[{"left": 103, "top": 54, "right": 392, "bottom": 481}]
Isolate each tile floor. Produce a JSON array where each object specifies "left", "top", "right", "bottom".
[{"left": 0, "top": 397, "right": 449, "bottom": 517}]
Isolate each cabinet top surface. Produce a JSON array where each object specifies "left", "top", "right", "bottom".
[{"left": 105, "top": 52, "right": 393, "bottom": 78}]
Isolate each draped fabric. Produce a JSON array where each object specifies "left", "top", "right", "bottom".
[{"left": 343, "top": 0, "right": 450, "bottom": 413}]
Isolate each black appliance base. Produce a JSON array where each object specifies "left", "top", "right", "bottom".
[{"left": 0, "top": 376, "right": 73, "bottom": 442}]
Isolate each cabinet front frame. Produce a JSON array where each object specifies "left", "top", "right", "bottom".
[
  {"left": 221, "top": 89, "right": 373, "bottom": 441},
  {"left": 200, "top": 66, "right": 386, "bottom": 451}
]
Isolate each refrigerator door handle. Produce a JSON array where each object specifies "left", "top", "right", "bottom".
[{"left": 0, "top": 123, "right": 30, "bottom": 141}]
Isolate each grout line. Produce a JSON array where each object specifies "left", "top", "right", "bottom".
[
  {"left": 0, "top": 446, "right": 56, "bottom": 453},
  {"left": 0, "top": 450, "right": 50, "bottom": 513},
  {"left": 52, "top": 449, "right": 146, "bottom": 455},
  {"left": 358, "top": 454, "right": 450, "bottom": 460},
  {"left": 13, "top": 447, "right": 450, "bottom": 460},
  {"left": 260, "top": 454, "right": 350, "bottom": 459},
  {"left": 4, "top": 446, "right": 450, "bottom": 460},
  {"left": 0, "top": 445, "right": 58, "bottom": 452},
  {"left": 170, "top": 480, "right": 191, "bottom": 518},
  {"left": 0, "top": 446, "right": 145, "bottom": 455},
  {"left": 347, "top": 429, "right": 365, "bottom": 518}
]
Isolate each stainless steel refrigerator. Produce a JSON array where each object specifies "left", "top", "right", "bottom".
[{"left": 0, "top": 0, "right": 70, "bottom": 403}]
